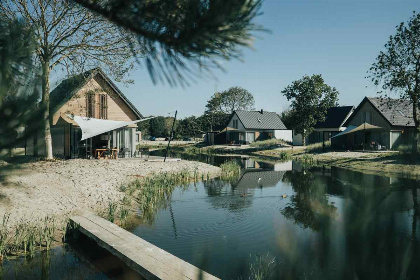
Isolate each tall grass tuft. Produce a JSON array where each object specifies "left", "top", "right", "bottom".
[
  {"left": 220, "top": 160, "right": 241, "bottom": 180},
  {"left": 111, "top": 169, "right": 200, "bottom": 225},
  {"left": 249, "top": 139, "right": 287, "bottom": 148},
  {"left": 305, "top": 141, "right": 331, "bottom": 153},
  {"left": 0, "top": 214, "right": 59, "bottom": 259},
  {"left": 248, "top": 254, "right": 277, "bottom": 280}
]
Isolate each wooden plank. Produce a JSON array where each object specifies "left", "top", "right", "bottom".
[{"left": 70, "top": 213, "right": 220, "bottom": 280}]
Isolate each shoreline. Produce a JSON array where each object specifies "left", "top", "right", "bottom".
[
  {"left": 0, "top": 158, "right": 221, "bottom": 228},
  {"left": 168, "top": 144, "right": 420, "bottom": 179}
]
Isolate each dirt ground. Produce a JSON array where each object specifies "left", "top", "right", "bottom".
[{"left": 0, "top": 158, "right": 220, "bottom": 227}]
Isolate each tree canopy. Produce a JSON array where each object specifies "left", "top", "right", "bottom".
[
  {"left": 149, "top": 117, "right": 167, "bottom": 138},
  {"left": 369, "top": 11, "right": 420, "bottom": 150},
  {"left": 282, "top": 74, "right": 338, "bottom": 145},
  {"left": 0, "top": 18, "right": 43, "bottom": 154},
  {"left": 201, "top": 86, "right": 255, "bottom": 131}
]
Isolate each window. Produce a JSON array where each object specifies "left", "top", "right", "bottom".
[
  {"left": 361, "top": 111, "right": 371, "bottom": 124},
  {"left": 99, "top": 94, "right": 108, "bottom": 119},
  {"left": 86, "top": 93, "right": 95, "bottom": 118},
  {"left": 233, "top": 119, "right": 238, "bottom": 129},
  {"left": 365, "top": 112, "right": 371, "bottom": 123}
]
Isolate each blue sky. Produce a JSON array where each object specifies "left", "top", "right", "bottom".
[{"left": 55, "top": 0, "right": 420, "bottom": 118}]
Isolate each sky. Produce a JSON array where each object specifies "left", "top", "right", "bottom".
[{"left": 54, "top": 0, "right": 420, "bottom": 118}]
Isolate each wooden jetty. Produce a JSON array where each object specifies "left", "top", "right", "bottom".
[{"left": 70, "top": 213, "right": 220, "bottom": 280}]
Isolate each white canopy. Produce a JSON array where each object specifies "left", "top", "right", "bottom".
[
  {"left": 73, "top": 116, "right": 154, "bottom": 141},
  {"left": 331, "top": 123, "right": 383, "bottom": 139}
]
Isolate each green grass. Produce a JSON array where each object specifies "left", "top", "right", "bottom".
[
  {"left": 111, "top": 169, "right": 207, "bottom": 225},
  {"left": 220, "top": 160, "right": 241, "bottom": 180},
  {"left": 305, "top": 141, "right": 331, "bottom": 153},
  {"left": 0, "top": 214, "right": 58, "bottom": 259}
]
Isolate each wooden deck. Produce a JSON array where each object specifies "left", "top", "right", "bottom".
[{"left": 70, "top": 213, "right": 220, "bottom": 280}]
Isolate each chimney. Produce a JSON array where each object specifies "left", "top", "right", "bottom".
[{"left": 260, "top": 109, "right": 263, "bottom": 114}]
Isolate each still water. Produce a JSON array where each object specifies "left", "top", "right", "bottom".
[
  {"left": 4, "top": 156, "right": 420, "bottom": 280},
  {"left": 132, "top": 159, "right": 420, "bottom": 279}
]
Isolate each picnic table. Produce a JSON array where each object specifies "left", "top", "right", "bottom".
[{"left": 95, "top": 148, "right": 118, "bottom": 159}]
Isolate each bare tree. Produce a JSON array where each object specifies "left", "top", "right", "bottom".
[{"left": 1, "top": 0, "right": 137, "bottom": 159}]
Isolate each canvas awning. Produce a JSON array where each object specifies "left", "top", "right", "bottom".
[
  {"left": 217, "top": 127, "right": 239, "bottom": 135},
  {"left": 72, "top": 116, "right": 154, "bottom": 141},
  {"left": 331, "top": 123, "right": 383, "bottom": 139}
]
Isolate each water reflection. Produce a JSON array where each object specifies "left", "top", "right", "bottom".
[
  {"left": 2, "top": 233, "right": 142, "bottom": 279},
  {"left": 132, "top": 156, "right": 420, "bottom": 280},
  {"left": 281, "top": 169, "right": 338, "bottom": 231},
  {"left": 6, "top": 154, "right": 420, "bottom": 280}
]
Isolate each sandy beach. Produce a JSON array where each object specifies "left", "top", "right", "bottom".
[{"left": 0, "top": 158, "right": 220, "bottom": 226}]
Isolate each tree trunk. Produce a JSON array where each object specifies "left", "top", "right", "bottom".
[
  {"left": 41, "top": 61, "right": 53, "bottom": 159},
  {"left": 412, "top": 96, "right": 419, "bottom": 153}
]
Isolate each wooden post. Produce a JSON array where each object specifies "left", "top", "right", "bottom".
[
  {"left": 164, "top": 110, "right": 177, "bottom": 162},
  {"left": 363, "top": 122, "right": 366, "bottom": 151}
]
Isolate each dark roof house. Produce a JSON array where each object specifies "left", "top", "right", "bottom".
[
  {"left": 314, "top": 106, "right": 354, "bottom": 129},
  {"left": 234, "top": 110, "right": 287, "bottom": 130},
  {"left": 345, "top": 97, "right": 415, "bottom": 127},
  {"left": 225, "top": 109, "right": 292, "bottom": 144},
  {"left": 334, "top": 96, "right": 418, "bottom": 150}
]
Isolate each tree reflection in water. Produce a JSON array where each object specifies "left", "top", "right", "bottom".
[
  {"left": 279, "top": 166, "right": 420, "bottom": 280},
  {"left": 281, "top": 170, "right": 338, "bottom": 231}
]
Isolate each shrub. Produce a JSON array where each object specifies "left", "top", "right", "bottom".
[
  {"left": 220, "top": 160, "right": 241, "bottom": 180},
  {"left": 250, "top": 139, "right": 287, "bottom": 148}
]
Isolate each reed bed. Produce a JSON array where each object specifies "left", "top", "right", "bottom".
[
  {"left": 106, "top": 169, "right": 209, "bottom": 226},
  {"left": 249, "top": 139, "right": 287, "bottom": 148},
  {"left": 220, "top": 160, "right": 241, "bottom": 180},
  {"left": 0, "top": 214, "right": 59, "bottom": 259}
]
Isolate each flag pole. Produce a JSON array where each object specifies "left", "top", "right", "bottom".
[{"left": 164, "top": 110, "right": 177, "bottom": 162}]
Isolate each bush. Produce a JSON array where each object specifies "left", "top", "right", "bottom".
[
  {"left": 220, "top": 160, "right": 241, "bottom": 180},
  {"left": 397, "top": 144, "right": 416, "bottom": 154},
  {"left": 250, "top": 139, "right": 287, "bottom": 148}
]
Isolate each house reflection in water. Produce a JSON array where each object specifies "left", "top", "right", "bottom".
[{"left": 233, "top": 159, "right": 294, "bottom": 189}]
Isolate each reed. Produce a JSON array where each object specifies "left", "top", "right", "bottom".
[
  {"left": 220, "top": 160, "right": 241, "bottom": 180},
  {"left": 249, "top": 139, "right": 287, "bottom": 148},
  {"left": 106, "top": 169, "right": 201, "bottom": 226},
  {"left": 242, "top": 253, "right": 278, "bottom": 280},
  {"left": 305, "top": 141, "right": 331, "bottom": 153},
  {"left": 0, "top": 214, "right": 59, "bottom": 259}
]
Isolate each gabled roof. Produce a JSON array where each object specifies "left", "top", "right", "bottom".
[
  {"left": 314, "top": 106, "right": 354, "bottom": 129},
  {"left": 234, "top": 110, "right": 287, "bottom": 130},
  {"left": 50, "top": 68, "right": 143, "bottom": 119},
  {"left": 345, "top": 96, "right": 415, "bottom": 127}
]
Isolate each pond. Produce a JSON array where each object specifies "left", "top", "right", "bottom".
[{"left": 4, "top": 155, "right": 420, "bottom": 280}]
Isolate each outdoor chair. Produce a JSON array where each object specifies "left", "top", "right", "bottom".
[
  {"left": 123, "top": 148, "right": 131, "bottom": 158},
  {"left": 140, "top": 147, "right": 150, "bottom": 158}
]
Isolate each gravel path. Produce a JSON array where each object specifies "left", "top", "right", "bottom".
[{"left": 0, "top": 158, "right": 220, "bottom": 226}]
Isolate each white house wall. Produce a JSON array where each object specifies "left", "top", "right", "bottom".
[
  {"left": 227, "top": 113, "right": 246, "bottom": 131},
  {"left": 292, "top": 132, "right": 303, "bottom": 146},
  {"left": 274, "top": 130, "right": 293, "bottom": 142}
]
